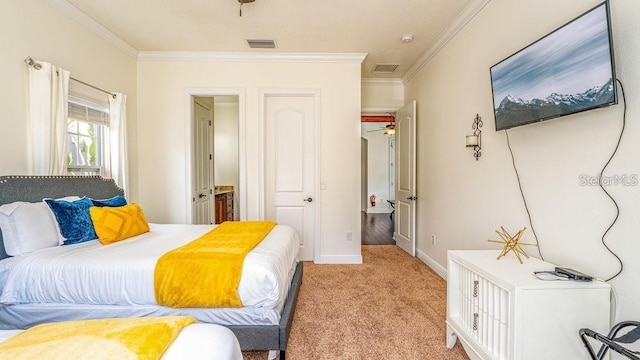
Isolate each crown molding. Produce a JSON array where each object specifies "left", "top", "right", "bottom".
[
  {"left": 402, "top": 0, "right": 491, "bottom": 84},
  {"left": 138, "top": 51, "right": 368, "bottom": 63},
  {"left": 44, "top": 0, "right": 138, "bottom": 59},
  {"left": 361, "top": 78, "right": 403, "bottom": 86}
]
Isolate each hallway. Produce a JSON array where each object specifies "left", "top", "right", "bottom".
[{"left": 361, "top": 212, "right": 394, "bottom": 245}]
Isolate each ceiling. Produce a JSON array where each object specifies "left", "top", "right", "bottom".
[{"left": 64, "top": 0, "right": 477, "bottom": 80}]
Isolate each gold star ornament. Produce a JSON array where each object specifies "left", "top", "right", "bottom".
[{"left": 488, "top": 226, "right": 538, "bottom": 264}]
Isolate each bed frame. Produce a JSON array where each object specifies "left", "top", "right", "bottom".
[{"left": 0, "top": 175, "right": 302, "bottom": 360}]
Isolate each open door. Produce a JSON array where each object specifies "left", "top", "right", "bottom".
[
  {"left": 394, "top": 100, "right": 416, "bottom": 256},
  {"left": 193, "top": 97, "right": 214, "bottom": 224}
]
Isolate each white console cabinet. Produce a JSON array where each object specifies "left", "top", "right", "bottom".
[{"left": 446, "top": 250, "right": 611, "bottom": 360}]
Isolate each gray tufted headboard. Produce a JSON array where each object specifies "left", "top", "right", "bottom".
[{"left": 0, "top": 175, "right": 124, "bottom": 259}]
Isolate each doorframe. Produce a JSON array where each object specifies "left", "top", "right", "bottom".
[
  {"left": 184, "top": 88, "right": 246, "bottom": 224},
  {"left": 360, "top": 137, "right": 368, "bottom": 212},
  {"left": 259, "top": 88, "right": 321, "bottom": 263}
]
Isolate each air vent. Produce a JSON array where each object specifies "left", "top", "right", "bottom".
[
  {"left": 372, "top": 64, "right": 400, "bottom": 73},
  {"left": 247, "top": 39, "right": 277, "bottom": 49}
]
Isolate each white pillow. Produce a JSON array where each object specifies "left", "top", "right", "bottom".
[{"left": 0, "top": 197, "right": 80, "bottom": 256}]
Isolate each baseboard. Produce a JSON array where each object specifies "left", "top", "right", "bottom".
[
  {"left": 366, "top": 208, "right": 391, "bottom": 214},
  {"left": 318, "top": 255, "right": 363, "bottom": 264},
  {"left": 417, "top": 249, "right": 447, "bottom": 280}
]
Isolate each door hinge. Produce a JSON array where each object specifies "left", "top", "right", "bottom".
[
  {"left": 209, "top": 120, "right": 212, "bottom": 126},
  {"left": 210, "top": 189, "right": 212, "bottom": 194},
  {"left": 209, "top": 154, "right": 212, "bottom": 160},
  {"left": 192, "top": 197, "right": 195, "bottom": 202}
]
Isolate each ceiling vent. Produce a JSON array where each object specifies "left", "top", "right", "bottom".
[
  {"left": 247, "top": 39, "right": 277, "bottom": 49},
  {"left": 372, "top": 64, "right": 400, "bottom": 73}
]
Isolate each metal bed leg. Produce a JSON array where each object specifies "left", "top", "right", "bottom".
[{"left": 280, "top": 350, "right": 286, "bottom": 360}]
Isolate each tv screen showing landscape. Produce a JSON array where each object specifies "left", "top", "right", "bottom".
[{"left": 490, "top": 1, "right": 616, "bottom": 131}]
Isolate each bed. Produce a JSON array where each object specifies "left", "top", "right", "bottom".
[
  {"left": 0, "top": 321, "right": 243, "bottom": 359},
  {"left": 0, "top": 175, "right": 303, "bottom": 360}
]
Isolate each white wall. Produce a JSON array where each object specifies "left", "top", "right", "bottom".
[
  {"left": 405, "top": 0, "right": 640, "bottom": 323},
  {"left": 362, "top": 79, "right": 404, "bottom": 112},
  {"left": 0, "top": 0, "right": 137, "bottom": 192},
  {"left": 137, "top": 59, "right": 363, "bottom": 262}
]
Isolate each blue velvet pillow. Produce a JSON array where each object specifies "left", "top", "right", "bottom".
[
  {"left": 44, "top": 197, "right": 97, "bottom": 245},
  {"left": 91, "top": 195, "right": 127, "bottom": 208}
]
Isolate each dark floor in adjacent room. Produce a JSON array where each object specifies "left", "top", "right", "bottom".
[{"left": 361, "top": 211, "right": 394, "bottom": 245}]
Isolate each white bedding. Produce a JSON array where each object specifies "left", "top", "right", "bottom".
[
  {"left": 0, "top": 323, "right": 244, "bottom": 360},
  {"left": 0, "top": 223, "right": 298, "bottom": 314}
]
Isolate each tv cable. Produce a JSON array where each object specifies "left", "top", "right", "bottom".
[{"left": 600, "top": 79, "right": 627, "bottom": 282}]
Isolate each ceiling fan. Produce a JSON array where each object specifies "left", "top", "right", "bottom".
[
  {"left": 367, "top": 123, "right": 395, "bottom": 135},
  {"left": 238, "top": 0, "right": 255, "bottom": 16}
]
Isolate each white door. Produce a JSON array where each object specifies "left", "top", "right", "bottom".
[
  {"left": 193, "top": 98, "right": 214, "bottom": 224},
  {"left": 395, "top": 100, "right": 416, "bottom": 256},
  {"left": 265, "top": 95, "right": 316, "bottom": 261}
]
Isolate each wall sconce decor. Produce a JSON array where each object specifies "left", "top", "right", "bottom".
[{"left": 466, "top": 114, "right": 483, "bottom": 160}]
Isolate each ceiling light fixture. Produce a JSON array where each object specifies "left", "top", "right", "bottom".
[
  {"left": 238, "top": 0, "right": 255, "bottom": 16},
  {"left": 384, "top": 123, "right": 396, "bottom": 135},
  {"left": 401, "top": 34, "right": 414, "bottom": 44}
]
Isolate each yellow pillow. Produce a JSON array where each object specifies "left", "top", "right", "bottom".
[{"left": 89, "top": 203, "right": 150, "bottom": 245}]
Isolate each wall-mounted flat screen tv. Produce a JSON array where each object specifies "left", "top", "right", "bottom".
[{"left": 490, "top": 1, "right": 617, "bottom": 131}]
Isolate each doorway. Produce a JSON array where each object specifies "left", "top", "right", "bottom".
[
  {"left": 186, "top": 89, "right": 245, "bottom": 224},
  {"left": 361, "top": 119, "right": 395, "bottom": 245}
]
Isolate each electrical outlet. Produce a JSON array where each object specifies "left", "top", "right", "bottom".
[
  {"left": 431, "top": 234, "right": 436, "bottom": 245},
  {"left": 346, "top": 231, "right": 353, "bottom": 241}
]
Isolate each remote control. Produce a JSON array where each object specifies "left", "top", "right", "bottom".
[{"left": 555, "top": 267, "right": 593, "bottom": 281}]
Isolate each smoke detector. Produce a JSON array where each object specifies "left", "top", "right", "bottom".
[{"left": 401, "top": 34, "right": 414, "bottom": 43}]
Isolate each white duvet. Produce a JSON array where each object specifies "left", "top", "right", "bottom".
[
  {"left": 0, "top": 323, "right": 244, "bottom": 360},
  {"left": 0, "top": 223, "right": 299, "bottom": 310}
]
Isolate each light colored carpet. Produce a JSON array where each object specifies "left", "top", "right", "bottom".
[{"left": 243, "top": 245, "right": 469, "bottom": 359}]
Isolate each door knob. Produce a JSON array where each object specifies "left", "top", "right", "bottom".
[
  {"left": 198, "top": 193, "right": 206, "bottom": 198},
  {"left": 406, "top": 196, "right": 417, "bottom": 201},
  {"left": 303, "top": 197, "right": 313, "bottom": 202}
]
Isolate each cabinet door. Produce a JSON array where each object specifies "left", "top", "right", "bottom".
[{"left": 215, "top": 195, "right": 226, "bottom": 224}]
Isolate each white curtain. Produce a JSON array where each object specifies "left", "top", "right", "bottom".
[
  {"left": 106, "top": 93, "right": 129, "bottom": 195},
  {"left": 27, "top": 61, "right": 70, "bottom": 175}
]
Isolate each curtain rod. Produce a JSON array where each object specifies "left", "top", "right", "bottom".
[{"left": 24, "top": 57, "right": 116, "bottom": 99}]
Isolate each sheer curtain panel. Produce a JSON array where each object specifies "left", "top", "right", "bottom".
[
  {"left": 27, "top": 61, "right": 69, "bottom": 175},
  {"left": 107, "top": 93, "right": 129, "bottom": 194}
]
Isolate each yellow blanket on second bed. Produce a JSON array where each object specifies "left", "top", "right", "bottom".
[
  {"left": 0, "top": 316, "right": 195, "bottom": 360},
  {"left": 154, "top": 221, "right": 277, "bottom": 308}
]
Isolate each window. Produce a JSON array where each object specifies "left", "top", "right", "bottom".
[{"left": 66, "top": 97, "right": 109, "bottom": 176}]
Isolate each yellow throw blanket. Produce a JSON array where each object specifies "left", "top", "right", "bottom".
[
  {"left": 0, "top": 316, "right": 195, "bottom": 360},
  {"left": 154, "top": 220, "right": 277, "bottom": 308}
]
